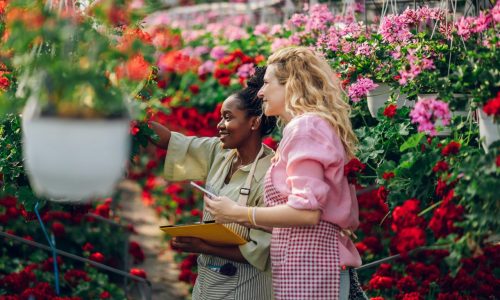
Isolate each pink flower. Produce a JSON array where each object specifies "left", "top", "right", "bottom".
[
  {"left": 456, "top": 16, "right": 474, "bottom": 40},
  {"left": 236, "top": 63, "right": 255, "bottom": 79},
  {"left": 197, "top": 60, "right": 215, "bottom": 76},
  {"left": 473, "top": 12, "right": 492, "bottom": 33},
  {"left": 347, "top": 78, "right": 379, "bottom": 102},
  {"left": 289, "top": 13, "right": 308, "bottom": 27},
  {"left": 379, "top": 15, "right": 412, "bottom": 43},
  {"left": 355, "top": 42, "right": 373, "bottom": 56},
  {"left": 253, "top": 24, "right": 270, "bottom": 36},
  {"left": 210, "top": 46, "right": 226, "bottom": 60},
  {"left": 271, "top": 38, "right": 298, "bottom": 52},
  {"left": 492, "top": 2, "right": 500, "bottom": 23},
  {"left": 410, "top": 98, "right": 451, "bottom": 136}
]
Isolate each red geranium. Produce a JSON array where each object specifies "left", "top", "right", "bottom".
[
  {"left": 383, "top": 104, "right": 397, "bottom": 118},
  {"left": 368, "top": 275, "right": 395, "bottom": 290},
  {"left": 100, "top": 291, "right": 111, "bottom": 299},
  {"left": 432, "top": 161, "right": 449, "bottom": 173},
  {"left": 441, "top": 141, "right": 461, "bottom": 156},
  {"left": 51, "top": 221, "right": 66, "bottom": 238},
  {"left": 89, "top": 252, "right": 105, "bottom": 263},
  {"left": 391, "top": 199, "right": 424, "bottom": 232},
  {"left": 392, "top": 227, "right": 426, "bottom": 254},
  {"left": 130, "top": 268, "right": 147, "bottom": 279},
  {"left": 344, "top": 158, "right": 366, "bottom": 184},
  {"left": 129, "top": 241, "right": 145, "bottom": 264},
  {"left": 482, "top": 91, "right": 500, "bottom": 116},
  {"left": 382, "top": 172, "right": 395, "bottom": 180}
]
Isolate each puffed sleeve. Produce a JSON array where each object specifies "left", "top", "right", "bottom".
[
  {"left": 282, "top": 118, "right": 343, "bottom": 211},
  {"left": 164, "top": 132, "right": 220, "bottom": 182}
]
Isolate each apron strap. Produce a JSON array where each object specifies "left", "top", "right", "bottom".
[
  {"left": 237, "top": 146, "right": 264, "bottom": 206},
  {"left": 209, "top": 146, "right": 265, "bottom": 206}
]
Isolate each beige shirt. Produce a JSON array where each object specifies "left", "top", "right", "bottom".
[{"left": 164, "top": 132, "right": 274, "bottom": 271}]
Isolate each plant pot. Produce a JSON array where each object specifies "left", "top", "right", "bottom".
[
  {"left": 22, "top": 99, "right": 131, "bottom": 202},
  {"left": 478, "top": 109, "right": 500, "bottom": 152},
  {"left": 396, "top": 92, "right": 414, "bottom": 108},
  {"left": 367, "top": 83, "right": 391, "bottom": 118}
]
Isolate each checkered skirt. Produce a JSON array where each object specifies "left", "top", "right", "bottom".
[{"left": 264, "top": 168, "right": 341, "bottom": 299}]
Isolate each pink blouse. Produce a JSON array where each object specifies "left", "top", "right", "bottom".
[{"left": 270, "top": 113, "right": 362, "bottom": 267}]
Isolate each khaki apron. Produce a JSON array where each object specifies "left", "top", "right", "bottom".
[{"left": 192, "top": 146, "right": 273, "bottom": 300}]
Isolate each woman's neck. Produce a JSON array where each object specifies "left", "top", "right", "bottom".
[{"left": 235, "top": 141, "right": 262, "bottom": 165}]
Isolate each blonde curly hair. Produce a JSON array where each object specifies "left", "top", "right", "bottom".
[{"left": 267, "top": 46, "right": 358, "bottom": 159}]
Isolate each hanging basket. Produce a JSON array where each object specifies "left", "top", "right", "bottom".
[
  {"left": 22, "top": 99, "right": 131, "bottom": 202},
  {"left": 367, "top": 83, "right": 391, "bottom": 118},
  {"left": 478, "top": 109, "right": 500, "bottom": 153}
]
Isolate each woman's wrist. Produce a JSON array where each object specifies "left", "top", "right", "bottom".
[{"left": 233, "top": 205, "right": 248, "bottom": 223}]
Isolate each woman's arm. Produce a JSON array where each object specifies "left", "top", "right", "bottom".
[
  {"left": 205, "top": 197, "right": 321, "bottom": 227},
  {"left": 148, "top": 121, "right": 171, "bottom": 149},
  {"left": 172, "top": 237, "right": 247, "bottom": 263}
]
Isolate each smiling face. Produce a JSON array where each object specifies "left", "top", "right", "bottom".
[
  {"left": 217, "top": 95, "right": 256, "bottom": 149},
  {"left": 257, "top": 64, "right": 287, "bottom": 118}
]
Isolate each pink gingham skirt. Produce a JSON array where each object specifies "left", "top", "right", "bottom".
[{"left": 264, "top": 168, "right": 341, "bottom": 300}]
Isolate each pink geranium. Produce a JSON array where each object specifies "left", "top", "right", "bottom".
[
  {"left": 347, "top": 78, "right": 379, "bottom": 102},
  {"left": 410, "top": 98, "right": 451, "bottom": 136}
]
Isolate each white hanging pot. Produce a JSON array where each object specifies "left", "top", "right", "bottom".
[
  {"left": 478, "top": 109, "right": 500, "bottom": 152},
  {"left": 22, "top": 98, "right": 131, "bottom": 202},
  {"left": 396, "top": 92, "right": 414, "bottom": 108},
  {"left": 367, "top": 83, "right": 391, "bottom": 118}
]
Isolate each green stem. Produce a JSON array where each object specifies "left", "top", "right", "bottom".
[{"left": 418, "top": 200, "right": 443, "bottom": 217}]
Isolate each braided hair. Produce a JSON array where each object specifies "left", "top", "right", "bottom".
[{"left": 235, "top": 66, "right": 277, "bottom": 136}]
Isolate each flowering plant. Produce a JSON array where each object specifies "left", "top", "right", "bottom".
[{"left": 0, "top": 0, "right": 158, "bottom": 118}]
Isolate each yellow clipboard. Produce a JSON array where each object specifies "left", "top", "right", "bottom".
[{"left": 160, "top": 222, "right": 247, "bottom": 246}]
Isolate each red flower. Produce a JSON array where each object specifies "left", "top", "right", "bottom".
[
  {"left": 191, "top": 208, "right": 202, "bottom": 217},
  {"left": 130, "top": 268, "right": 147, "bottom": 279},
  {"left": 100, "top": 291, "right": 111, "bottom": 299},
  {"left": 263, "top": 137, "right": 278, "bottom": 150},
  {"left": 90, "top": 252, "right": 105, "bottom": 263},
  {"left": 51, "top": 221, "right": 66, "bottom": 237},
  {"left": 344, "top": 158, "right": 366, "bottom": 184},
  {"left": 368, "top": 275, "right": 395, "bottom": 290},
  {"left": 496, "top": 154, "right": 500, "bottom": 167},
  {"left": 82, "top": 242, "right": 94, "bottom": 252},
  {"left": 189, "top": 84, "right": 200, "bottom": 94},
  {"left": 397, "top": 276, "right": 418, "bottom": 292},
  {"left": 178, "top": 269, "right": 192, "bottom": 282},
  {"left": 125, "top": 54, "right": 151, "bottom": 81},
  {"left": 392, "top": 227, "right": 426, "bottom": 254},
  {"left": 382, "top": 172, "right": 395, "bottom": 181},
  {"left": 376, "top": 186, "right": 389, "bottom": 202},
  {"left": 107, "top": 6, "right": 128, "bottom": 26},
  {"left": 129, "top": 241, "right": 145, "bottom": 264},
  {"left": 391, "top": 199, "right": 424, "bottom": 232},
  {"left": 64, "top": 269, "right": 91, "bottom": 286},
  {"left": 400, "top": 292, "right": 423, "bottom": 300},
  {"left": 432, "top": 161, "right": 449, "bottom": 173},
  {"left": 218, "top": 76, "right": 231, "bottom": 86},
  {"left": 383, "top": 104, "right": 397, "bottom": 118},
  {"left": 428, "top": 202, "right": 464, "bottom": 238},
  {"left": 0, "top": 76, "right": 10, "bottom": 91},
  {"left": 130, "top": 121, "right": 140, "bottom": 136},
  {"left": 95, "top": 203, "right": 110, "bottom": 218},
  {"left": 441, "top": 141, "right": 461, "bottom": 156},
  {"left": 482, "top": 91, "right": 500, "bottom": 116}
]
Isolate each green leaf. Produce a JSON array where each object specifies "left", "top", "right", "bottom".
[{"left": 400, "top": 133, "right": 425, "bottom": 152}]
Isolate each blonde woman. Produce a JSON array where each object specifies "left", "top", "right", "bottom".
[{"left": 205, "top": 47, "right": 367, "bottom": 300}]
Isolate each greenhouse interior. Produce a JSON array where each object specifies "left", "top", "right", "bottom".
[{"left": 0, "top": 0, "right": 499, "bottom": 299}]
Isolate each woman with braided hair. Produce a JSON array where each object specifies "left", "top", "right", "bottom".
[{"left": 149, "top": 67, "right": 276, "bottom": 299}]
